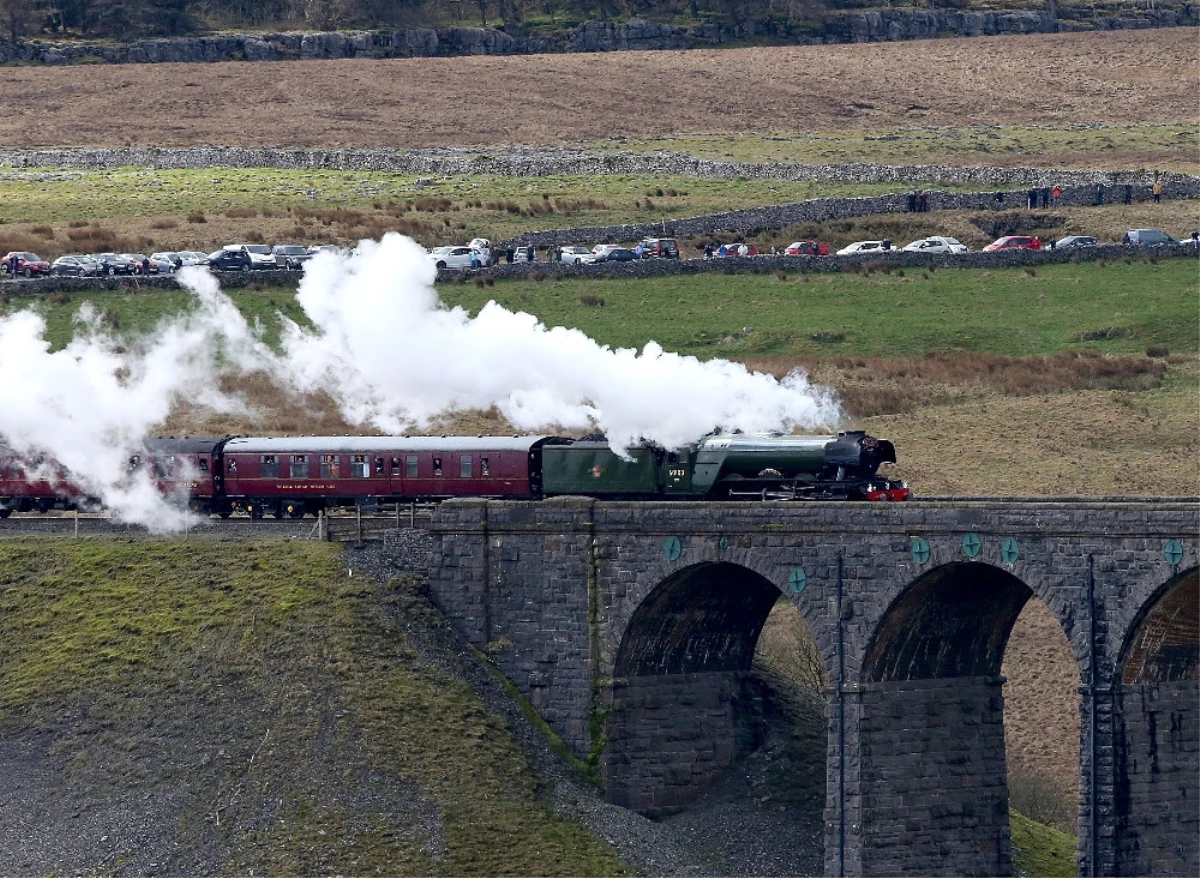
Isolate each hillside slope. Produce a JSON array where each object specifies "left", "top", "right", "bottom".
[{"left": 0, "top": 539, "right": 635, "bottom": 875}]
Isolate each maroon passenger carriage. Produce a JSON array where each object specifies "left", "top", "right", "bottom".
[{"left": 220, "top": 435, "right": 564, "bottom": 519}]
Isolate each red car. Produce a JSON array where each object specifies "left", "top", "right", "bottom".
[
  {"left": 2, "top": 251, "right": 53, "bottom": 278},
  {"left": 983, "top": 236, "right": 1041, "bottom": 252},
  {"left": 719, "top": 243, "right": 758, "bottom": 257},
  {"left": 784, "top": 241, "right": 830, "bottom": 256}
]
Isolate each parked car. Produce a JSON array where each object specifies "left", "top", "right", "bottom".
[
  {"left": 226, "top": 243, "right": 276, "bottom": 269},
  {"left": 836, "top": 240, "right": 895, "bottom": 256},
  {"left": 88, "top": 252, "right": 139, "bottom": 276},
  {"left": 1122, "top": 229, "right": 1180, "bottom": 246},
  {"left": 584, "top": 244, "right": 623, "bottom": 263},
  {"left": 512, "top": 245, "right": 539, "bottom": 264},
  {"left": 50, "top": 255, "right": 103, "bottom": 277},
  {"left": 124, "top": 253, "right": 160, "bottom": 275},
  {"left": 784, "top": 241, "right": 828, "bottom": 256},
  {"left": 1054, "top": 235, "right": 1098, "bottom": 249},
  {"left": 592, "top": 247, "right": 636, "bottom": 263},
  {"left": 559, "top": 246, "right": 593, "bottom": 264},
  {"left": 428, "top": 246, "right": 482, "bottom": 270},
  {"left": 207, "top": 248, "right": 253, "bottom": 272},
  {"left": 720, "top": 243, "right": 759, "bottom": 257},
  {"left": 272, "top": 244, "right": 313, "bottom": 270},
  {"left": 1, "top": 251, "right": 52, "bottom": 278},
  {"left": 638, "top": 237, "right": 679, "bottom": 259},
  {"left": 983, "top": 235, "right": 1041, "bottom": 252},
  {"left": 307, "top": 244, "right": 344, "bottom": 256},
  {"left": 902, "top": 236, "right": 968, "bottom": 254},
  {"left": 150, "top": 252, "right": 185, "bottom": 271}
]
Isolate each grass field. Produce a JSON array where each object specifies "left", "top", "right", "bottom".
[{"left": 3, "top": 30, "right": 1195, "bottom": 155}]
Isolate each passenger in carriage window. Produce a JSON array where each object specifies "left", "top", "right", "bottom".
[{"left": 433, "top": 457, "right": 443, "bottom": 477}]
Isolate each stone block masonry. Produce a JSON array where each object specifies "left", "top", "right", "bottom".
[{"left": 417, "top": 498, "right": 1198, "bottom": 875}]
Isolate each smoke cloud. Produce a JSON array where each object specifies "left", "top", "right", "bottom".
[
  {"left": 1, "top": 232, "right": 841, "bottom": 528},
  {"left": 276, "top": 233, "right": 841, "bottom": 450},
  {"left": 0, "top": 268, "right": 271, "bottom": 530}
]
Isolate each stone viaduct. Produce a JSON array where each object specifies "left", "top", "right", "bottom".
[{"left": 422, "top": 498, "right": 1198, "bottom": 877}]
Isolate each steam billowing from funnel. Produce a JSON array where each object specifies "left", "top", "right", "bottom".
[
  {"left": 1, "top": 232, "right": 841, "bottom": 529},
  {"left": 275, "top": 233, "right": 841, "bottom": 449}
]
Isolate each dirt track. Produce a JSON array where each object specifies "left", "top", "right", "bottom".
[{"left": 1, "top": 28, "right": 1196, "bottom": 149}]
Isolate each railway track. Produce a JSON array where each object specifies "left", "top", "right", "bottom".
[{"left": 0, "top": 503, "right": 439, "bottom": 541}]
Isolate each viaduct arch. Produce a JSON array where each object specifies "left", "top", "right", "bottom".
[{"left": 424, "top": 498, "right": 1198, "bottom": 876}]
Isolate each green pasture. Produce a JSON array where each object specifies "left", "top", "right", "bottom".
[
  {"left": 588, "top": 124, "right": 1199, "bottom": 171},
  {"left": 6, "top": 258, "right": 1196, "bottom": 361},
  {"left": 446, "top": 259, "right": 1200, "bottom": 360},
  {"left": 0, "top": 166, "right": 969, "bottom": 230}
]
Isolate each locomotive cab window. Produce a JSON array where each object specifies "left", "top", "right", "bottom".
[
  {"left": 290, "top": 455, "right": 307, "bottom": 479},
  {"left": 351, "top": 455, "right": 369, "bottom": 478},
  {"left": 460, "top": 455, "right": 472, "bottom": 478},
  {"left": 433, "top": 457, "right": 442, "bottom": 477},
  {"left": 260, "top": 455, "right": 279, "bottom": 478},
  {"left": 320, "top": 455, "right": 338, "bottom": 478},
  {"left": 406, "top": 455, "right": 418, "bottom": 478}
]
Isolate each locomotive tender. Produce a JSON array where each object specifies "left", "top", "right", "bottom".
[{"left": 0, "top": 430, "right": 908, "bottom": 519}]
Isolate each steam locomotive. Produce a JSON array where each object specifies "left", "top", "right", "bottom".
[{"left": 0, "top": 430, "right": 908, "bottom": 519}]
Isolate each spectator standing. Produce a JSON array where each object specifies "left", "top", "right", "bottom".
[
  {"left": 470, "top": 250, "right": 480, "bottom": 270},
  {"left": 505, "top": 248, "right": 514, "bottom": 264},
  {"left": 917, "top": 191, "right": 928, "bottom": 212},
  {"left": 635, "top": 242, "right": 645, "bottom": 259},
  {"left": 1096, "top": 184, "right": 1105, "bottom": 206},
  {"left": 704, "top": 243, "right": 713, "bottom": 259},
  {"left": 1191, "top": 231, "right": 1199, "bottom": 248},
  {"left": 994, "top": 191, "right": 1005, "bottom": 207},
  {"left": 717, "top": 244, "right": 728, "bottom": 258},
  {"left": 1028, "top": 188, "right": 1038, "bottom": 209},
  {"left": 907, "top": 191, "right": 918, "bottom": 213},
  {"left": 1052, "top": 185, "right": 1062, "bottom": 205},
  {"left": 1122, "top": 231, "right": 1131, "bottom": 245},
  {"left": 1123, "top": 184, "right": 1133, "bottom": 205},
  {"left": 1153, "top": 181, "right": 1163, "bottom": 203},
  {"left": 1040, "top": 187, "right": 1051, "bottom": 208}
]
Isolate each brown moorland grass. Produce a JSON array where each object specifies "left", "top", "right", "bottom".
[{"left": 0, "top": 30, "right": 1195, "bottom": 154}]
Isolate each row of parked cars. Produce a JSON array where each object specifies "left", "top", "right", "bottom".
[
  {"left": 0, "top": 243, "right": 344, "bottom": 279},
  {"left": 834, "top": 229, "right": 1193, "bottom": 256}
]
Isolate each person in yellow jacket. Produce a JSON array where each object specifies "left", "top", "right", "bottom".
[{"left": 1153, "top": 180, "right": 1163, "bottom": 203}]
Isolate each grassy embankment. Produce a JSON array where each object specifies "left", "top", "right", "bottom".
[{"left": 0, "top": 539, "right": 625, "bottom": 875}]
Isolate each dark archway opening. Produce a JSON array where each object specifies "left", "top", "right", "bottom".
[
  {"left": 857, "top": 562, "right": 1034, "bottom": 877},
  {"left": 607, "top": 563, "right": 828, "bottom": 875},
  {"left": 1114, "top": 567, "right": 1199, "bottom": 877}
]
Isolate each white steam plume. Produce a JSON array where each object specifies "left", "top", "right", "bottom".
[
  {"left": 276, "top": 233, "right": 842, "bottom": 449},
  {"left": 0, "top": 267, "right": 270, "bottom": 530}
]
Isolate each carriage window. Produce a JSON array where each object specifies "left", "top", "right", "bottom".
[
  {"left": 432, "top": 456, "right": 442, "bottom": 477},
  {"left": 375, "top": 456, "right": 385, "bottom": 475},
  {"left": 227, "top": 458, "right": 237, "bottom": 474},
  {"left": 460, "top": 455, "right": 472, "bottom": 478},
  {"left": 260, "top": 454, "right": 279, "bottom": 478},
  {"left": 154, "top": 456, "right": 176, "bottom": 478},
  {"left": 351, "top": 455, "right": 369, "bottom": 478},
  {"left": 320, "top": 454, "right": 338, "bottom": 478},
  {"left": 128, "top": 454, "right": 142, "bottom": 473},
  {"left": 290, "top": 454, "right": 307, "bottom": 479},
  {"left": 406, "top": 455, "right": 418, "bottom": 478},
  {"left": 480, "top": 457, "right": 489, "bottom": 476},
  {"left": 198, "top": 458, "right": 208, "bottom": 473}
]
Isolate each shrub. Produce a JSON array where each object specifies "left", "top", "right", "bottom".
[
  {"left": 579, "top": 294, "right": 605, "bottom": 307},
  {"left": 187, "top": 212, "right": 207, "bottom": 224},
  {"left": 1145, "top": 346, "right": 1170, "bottom": 358},
  {"left": 224, "top": 208, "right": 258, "bottom": 219},
  {"left": 47, "top": 291, "right": 71, "bottom": 305},
  {"left": 30, "top": 225, "right": 54, "bottom": 238},
  {"left": 150, "top": 219, "right": 178, "bottom": 230}
]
